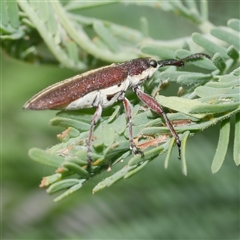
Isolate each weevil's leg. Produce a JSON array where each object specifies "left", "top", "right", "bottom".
[
  {"left": 134, "top": 86, "right": 181, "bottom": 159},
  {"left": 87, "top": 105, "right": 102, "bottom": 165},
  {"left": 122, "top": 97, "right": 144, "bottom": 157}
]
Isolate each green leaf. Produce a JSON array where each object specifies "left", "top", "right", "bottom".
[
  {"left": 212, "top": 53, "right": 226, "bottom": 72},
  {"left": 158, "top": 71, "right": 212, "bottom": 85},
  {"left": 53, "top": 181, "right": 85, "bottom": 202},
  {"left": 95, "top": 122, "right": 115, "bottom": 147},
  {"left": 211, "top": 119, "right": 230, "bottom": 173},
  {"left": 51, "top": 1, "right": 137, "bottom": 62},
  {"left": 1, "top": 0, "right": 23, "bottom": 39},
  {"left": 50, "top": 117, "right": 90, "bottom": 131},
  {"left": 67, "top": 156, "right": 88, "bottom": 166},
  {"left": 211, "top": 28, "right": 240, "bottom": 50},
  {"left": 181, "top": 131, "right": 190, "bottom": 176},
  {"left": 204, "top": 80, "right": 239, "bottom": 89},
  {"left": 6, "top": 0, "right": 20, "bottom": 29},
  {"left": 192, "top": 33, "right": 228, "bottom": 58},
  {"left": 93, "top": 21, "right": 120, "bottom": 53},
  {"left": 140, "top": 17, "right": 149, "bottom": 37},
  {"left": 35, "top": 1, "right": 51, "bottom": 23},
  {"left": 195, "top": 86, "right": 240, "bottom": 97},
  {"left": 17, "top": 0, "right": 87, "bottom": 70},
  {"left": 156, "top": 95, "right": 207, "bottom": 119},
  {"left": 111, "top": 114, "right": 126, "bottom": 135},
  {"left": 218, "top": 74, "right": 240, "bottom": 82},
  {"left": 103, "top": 140, "right": 130, "bottom": 160},
  {"left": 232, "top": 67, "right": 240, "bottom": 76},
  {"left": 164, "top": 137, "right": 175, "bottom": 169},
  {"left": 189, "top": 102, "right": 239, "bottom": 114},
  {"left": 128, "top": 143, "right": 167, "bottom": 166},
  {"left": 177, "top": 73, "right": 212, "bottom": 85},
  {"left": 63, "top": 162, "right": 89, "bottom": 177},
  {"left": 227, "top": 45, "right": 239, "bottom": 61},
  {"left": 92, "top": 165, "right": 136, "bottom": 194},
  {"left": 39, "top": 174, "right": 63, "bottom": 188},
  {"left": 65, "top": 41, "right": 80, "bottom": 64},
  {"left": 233, "top": 112, "right": 240, "bottom": 166},
  {"left": 199, "top": 0, "right": 208, "bottom": 21},
  {"left": 65, "top": 1, "right": 117, "bottom": 11},
  {"left": 124, "top": 161, "right": 149, "bottom": 179},
  {"left": 228, "top": 18, "right": 240, "bottom": 32},
  {"left": 29, "top": 148, "right": 64, "bottom": 168},
  {"left": 170, "top": 1, "right": 202, "bottom": 23},
  {"left": 1, "top": 1, "right": 9, "bottom": 27},
  {"left": 141, "top": 45, "right": 176, "bottom": 59},
  {"left": 46, "top": 179, "right": 81, "bottom": 194}
]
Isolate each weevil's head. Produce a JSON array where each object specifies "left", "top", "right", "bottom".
[
  {"left": 127, "top": 58, "right": 158, "bottom": 76},
  {"left": 126, "top": 57, "right": 161, "bottom": 87},
  {"left": 126, "top": 53, "right": 210, "bottom": 87}
]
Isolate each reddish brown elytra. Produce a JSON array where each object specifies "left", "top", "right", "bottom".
[{"left": 23, "top": 53, "right": 211, "bottom": 164}]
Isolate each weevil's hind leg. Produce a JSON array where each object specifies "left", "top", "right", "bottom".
[
  {"left": 133, "top": 86, "right": 181, "bottom": 160},
  {"left": 87, "top": 105, "right": 102, "bottom": 166},
  {"left": 122, "top": 97, "right": 144, "bottom": 157}
]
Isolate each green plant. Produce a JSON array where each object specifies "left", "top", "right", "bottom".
[{"left": 2, "top": 1, "right": 239, "bottom": 202}]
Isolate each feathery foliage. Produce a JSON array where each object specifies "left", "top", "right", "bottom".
[{"left": 2, "top": 1, "right": 239, "bottom": 201}]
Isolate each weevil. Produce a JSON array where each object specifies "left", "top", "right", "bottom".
[{"left": 23, "top": 53, "right": 211, "bottom": 165}]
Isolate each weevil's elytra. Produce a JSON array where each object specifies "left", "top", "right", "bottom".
[
  {"left": 23, "top": 58, "right": 156, "bottom": 110},
  {"left": 23, "top": 53, "right": 211, "bottom": 164}
]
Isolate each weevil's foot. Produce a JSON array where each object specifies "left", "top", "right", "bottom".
[
  {"left": 136, "top": 150, "right": 144, "bottom": 157},
  {"left": 176, "top": 140, "right": 181, "bottom": 160},
  {"left": 86, "top": 156, "right": 92, "bottom": 170},
  {"left": 131, "top": 146, "right": 144, "bottom": 157}
]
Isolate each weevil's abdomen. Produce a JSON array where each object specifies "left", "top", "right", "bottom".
[
  {"left": 23, "top": 64, "right": 129, "bottom": 110},
  {"left": 66, "top": 78, "right": 130, "bottom": 110}
]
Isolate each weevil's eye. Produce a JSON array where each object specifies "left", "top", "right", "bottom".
[{"left": 149, "top": 59, "right": 157, "bottom": 68}]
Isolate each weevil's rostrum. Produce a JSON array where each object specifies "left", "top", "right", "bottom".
[{"left": 23, "top": 53, "right": 211, "bottom": 164}]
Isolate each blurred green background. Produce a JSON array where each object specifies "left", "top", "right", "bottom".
[{"left": 2, "top": 2, "right": 239, "bottom": 239}]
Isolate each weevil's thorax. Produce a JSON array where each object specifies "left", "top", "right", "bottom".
[{"left": 126, "top": 58, "right": 159, "bottom": 87}]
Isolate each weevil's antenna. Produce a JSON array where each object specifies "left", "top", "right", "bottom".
[
  {"left": 157, "top": 53, "right": 211, "bottom": 68},
  {"left": 182, "top": 53, "right": 212, "bottom": 62},
  {"left": 157, "top": 59, "right": 184, "bottom": 68}
]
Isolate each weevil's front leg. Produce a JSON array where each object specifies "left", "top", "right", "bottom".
[
  {"left": 87, "top": 105, "right": 102, "bottom": 165},
  {"left": 133, "top": 86, "right": 181, "bottom": 159},
  {"left": 122, "top": 97, "right": 144, "bottom": 157}
]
